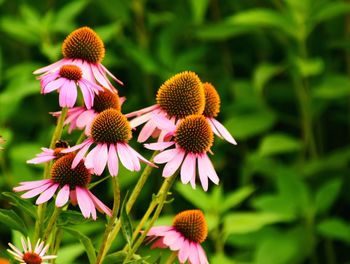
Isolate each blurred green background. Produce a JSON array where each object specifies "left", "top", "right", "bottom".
[{"left": 1, "top": 0, "right": 350, "bottom": 263}]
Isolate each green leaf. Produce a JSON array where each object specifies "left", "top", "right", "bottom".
[
  {"left": 53, "top": 0, "right": 88, "bottom": 32},
  {"left": 224, "top": 212, "right": 291, "bottom": 235},
  {"left": 195, "top": 22, "right": 253, "bottom": 40},
  {"left": 317, "top": 218, "right": 350, "bottom": 244},
  {"left": 61, "top": 227, "right": 97, "bottom": 264},
  {"left": 189, "top": 0, "right": 209, "bottom": 24},
  {"left": 175, "top": 183, "right": 211, "bottom": 210},
  {"left": 253, "top": 63, "right": 284, "bottom": 94},
  {"left": 258, "top": 133, "right": 302, "bottom": 156},
  {"left": 57, "top": 210, "right": 90, "bottom": 226},
  {"left": 120, "top": 192, "right": 133, "bottom": 245},
  {"left": 312, "top": 75, "right": 350, "bottom": 99},
  {"left": 0, "top": 209, "right": 27, "bottom": 235},
  {"left": 55, "top": 243, "right": 85, "bottom": 264},
  {"left": 295, "top": 57, "right": 324, "bottom": 77},
  {"left": 2, "top": 192, "right": 36, "bottom": 219},
  {"left": 226, "top": 8, "right": 297, "bottom": 38},
  {"left": 103, "top": 251, "right": 127, "bottom": 264},
  {"left": 224, "top": 110, "right": 276, "bottom": 140},
  {"left": 221, "top": 185, "right": 255, "bottom": 213},
  {"left": 312, "top": 2, "right": 350, "bottom": 25},
  {"left": 315, "top": 178, "right": 342, "bottom": 214}
]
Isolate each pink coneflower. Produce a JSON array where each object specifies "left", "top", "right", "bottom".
[
  {"left": 7, "top": 236, "right": 56, "bottom": 264},
  {"left": 51, "top": 87, "right": 125, "bottom": 135},
  {"left": 15, "top": 153, "right": 111, "bottom": 220},
  {"left": 27, "top": 141, "right": 69, "bottom": 164},
  {"left": 62, "top": 109, "right": 154, "bottom": 177},
  {"left": 145, "top": 115, "right": 218, "bottom": 191},
  {"left": 38, "top": 64, "right": 103, "bottom": 109},
  {"left": 126, "top": 71, "right": 205, "bottom": 143},
  {"left": 146, "top": 210, "right": 209, "bottom": 264},
  {"left": 202, "top": 82, "right": 236, "bottom": 145},
  {"left": 34, "top": 27, "right": 123, "bottom": 90}
]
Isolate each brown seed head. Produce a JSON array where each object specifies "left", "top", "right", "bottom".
[
  {"left": 156, "top": 71, "right": 205, "bottom": 119},
  {"left": 62, "top": 27, "right": 105, "bottom": 63},
  {"left": 203, "top": 82, "right": 220, "bottom": 118},
  {"left": 93, "top": 88, "right": 121, "bottom": 113},
  {"left": 22, "top": 252, "right": 42, "bottom": 264},
  {"left": 59, "top": 65, "right": 82, "bottom": 81}
]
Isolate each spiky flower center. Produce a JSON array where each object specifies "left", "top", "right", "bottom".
[
  {"left": 22, "top": 252, "right": 42, "bottom": 264},
  {"left": 59, "top": 65, "right": 82, "bottom": 81},
  {"left": 91, "top": 109, "right": 131, "bottom": 144},
  {"left": 156, "top": 71, "right": 205, "bottom": 119},
  {"left": 173, "top": 210, "right": 208, "bottom": 244},
  {"left": 203, "top": 82, "right": 221, "bottom": 118},
  {"left": 62, "top": 27, "right": 105, "bottom": 63},
  {"left": 51, "top": 154, "right": 91, "bottom": 188},
  {"left": 175, "top": 115, "right": 213, "bottom": 154},
  {"left": 93, "top": 89, "right": 121, "bottom": 113}
]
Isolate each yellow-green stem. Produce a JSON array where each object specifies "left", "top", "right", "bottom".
[
  {"left": 42, "top": 206, "right": 62, "bottom": 242},
  {"left": 165, "top": 251, "right": 178, "bottom": 264},
  {"left": 96, "top": 177, "right": 120, "bottom": 264}
]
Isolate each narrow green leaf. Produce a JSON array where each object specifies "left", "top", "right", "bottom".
[
  {"left": 175, "top": 183, "right": 211, "bottom": 210},
  {"left": 315, "top": 178, "right": 342, "bottom": 214},
  {"left": 312, "top": 2, "right": 350, "bottom": 25},
  {"left": 258, "top": 134, "right": 302, "bottom": 156},
  {"left": 0, "top": 209, "right": 27, "bottom": 235},
  {"left": 295, "top": 57, "right": 324, "bottom": 77},
  {"left": 61, "top": 227, "right": 97, "bottom": 264},
  {"left": 221, "top": 186, "right": 255, "bottom": 213},
  {"left": 253, "top": 63, "right": 284, "bottom": 94},
  {"left": 313, "top": 75, "right": 350, "bottom": 99},
  {"left": 189, "top": 0, "right": 210, "bottom": 24},
  {"left": 120, "top": 192, "right": 133, "bottom": 245},
  {"left": 2, "top": 192, "right": 36, "bottom": 219},
  {"left": 317, "top": 218, "right": 350, "bottom": 244},
  {"left": 103, "top": 251, "right": 127, "bottom": 264}
]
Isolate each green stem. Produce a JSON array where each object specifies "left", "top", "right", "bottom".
[
  {"left": 42, "top": 206, "right": 62, "bottom": 242},
  {"left": 76, "top": 131, "right": 86, "bottom": 145},
  {"left": 96, "top": 177, "right": 121, "bottom": 264},
  {"left": 34, "top": 107, "right": 68, "bottom": 241},
  {"left": 95, "top": 151, "right": 158, "bottom": 263},
  {"left": 123, "top": 173, "right": 177, "bottom": 263},
  {"left": 165, "top": 251, "right": 178, "bottom": 264}
]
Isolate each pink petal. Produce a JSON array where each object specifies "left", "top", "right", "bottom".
[
  {"left": 85, "top": 144, "right": 100, "bottom": 170},
  {"left": 169, "top": 235, "right": 184, "bottom": 251},
  {"left": 33, "top": 59, "right": 65, "bottom": 74},
  {"left": 35, "top": 183, "right": 59, "bottom": 204},
  {"left": 87, "top": 190, "right": 112, "bottom": 216},
  {"left": 93, "top": 143, "right": 108, "bottom": 175},
  {"left": 125, "top": 105, "right": 159, "bottom": 119},
  {"left": 178, "top": 239, "right": 190, "bottom": 263},
  {"left": 117, "top": 143, "right": 135, "bottom": 171},
  {"left": 188, "top": 242, "right": 200, "bottom": 264},
  {"left": 13, "top": 179, "right": 52, "bottom": 192},
  {"left": 138, "top": 120, "right": 157, "bottom": 143},
  {"left": 76, "top": 109, "right": 95, "bottom": 127},
  {"left": 202, "top": 154, "right": 219, "bottom": 185},
  {"left": 72, "top": 140, "right": 93, "bottom": 168},
  {"left": 146, "top": 226, "right": 173, "bottom": 236},
  {"left": 153, "top": 148, "right": 178, "bottom": 164},
  {"left": 43, "top": 78, "right": 65, "bottom": 94},
  {"left": 196, "top": 244, "right": 209, "bottom": 264},
  {"left": 27, "top": 155, "right": 56, "bottom": 164},
  {"left": 126, "top": 145, "right": 156, "bottom": 168},
  {"left": 91, "top": 64, "right": 110, "bottom": 87},
  {"left": 76, "top": 186, "right": 92, "bottom": 218},
  {"left": 99, "top": 63, "right": 124, "bottom": 86},
  {"left": 107, "top": 144, "right": 119, "bottom": 177},
  {"left": 151, "top": 112, "right": 176, "bottom": 131},
  {"left": 40, "top": 72, "right": 59, "bottom": 88},
  {"left": 78, "top": 80, "right": 94, "bottom": 109},
  {"left": 55, "top": 184, "right": 70, "bottom": 207},
  {"left": 163, "top": 230, "right": 181, "bottom": 247},
  {"left": 198, "top": 155, "right": 209, "bottom": 191},
  {"left": 59, "top": 80, "right": 77, "bottom": 107},
  {"left": 144, "top": 141, "right": 175, "bottom": 151},
  {"left": 180, "top": 153, "right": 196, "bottom": 185},
  {"left": 20, "top": 182, "right": 53, "bottom": 198},
  {"left": 163, "top": 149, "right": 185, "bottom": 177},
  {"left": 62, "top": 138, "right": 92, "bottom": 153},
  {"left": 210, "top": 118, "right": 237, "bottom": 145}
]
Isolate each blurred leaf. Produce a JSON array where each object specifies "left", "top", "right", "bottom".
[
  {"left": 211, "top": 253, "right": 237, "bottom": 264},
  {"left": 175, "top": 183, "right": 211, "bottom": 210},
  {"left": 295, "top": 57, "right": 324, "bottom": 77},
  {"left": 312, "top": 2, "right": 350, "bottom": 25},
  {"left": 317, "top": 218, "right": 350, "bottom": 244},
  {"left": 189, "top": 0, "right": 209, "bottom": 24},
  {"left": 0, "top": 17, "right": 38, "bottom": 44},
  {"left": 220, "top": 185, "right": 254, "bottom": 213},
  {"left": 315, "top": 178, "right": 342, "bottom": 214},
  {"left": 20, "top": 4, "right": 41, "bottom": 30},
  {"left": 62, "top": 227, "right": 97, "bottom": 264},
  {"left": 258, "top": 133, "right": 302, "bottom": 156},
  {"left": 313, "top": 75, "right": 350, "bottom": 99},
  {"left": 253, "top": 63, "right": 284, "bottom": 94},
  {"left": 2, "top": 192, "right": 36, "bottom": 219},
  {"left": 224, "top": 110, "right": 276, "bottom": 140},
  {"left": 224, "top": 212, "right": 291, "bottom": 235},
  {"left": 0, "top": 209, "right": 27, "bottom": 235},
  {"left": 121, "top": 192, "right": 133, "bottom": 245},
  {"left": 103, "top": 251, "right": 127, "bottom": 264},
  {"left": 53, "top": 0, "right": 88, "bottom": 32},
  {"left": 56, "top": 243, "right": 85, "bottom": 263},
  {"left": 253, "top": 195, "right": 297, "bottom": 219},
  {"left": 196, "top": 22, "right": 253, "bottom": 40},
  {"left": 58, "top": 210, "right": 90, "bottom": 226},
  {"left": 96, "top": 22, "right": 123, "bottom": 43}
]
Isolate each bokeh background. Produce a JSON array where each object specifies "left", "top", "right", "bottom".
[{"left": 1, "top": 0, "right": 350, "bottom": 263}]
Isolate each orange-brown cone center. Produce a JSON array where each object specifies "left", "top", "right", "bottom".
[
  {"left": 203, "top": 82, "right": 220, "bottom": 118},
  {"left": 59, "top": 65, "right": 82, "bottom": 81},
  {"left": 93, "top": 88, "right": 121, "bottom": 113},
  {"left": 22, "top": 252, "right": 42, "bottom": 264}
]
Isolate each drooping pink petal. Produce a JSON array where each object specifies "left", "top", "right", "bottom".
[
  {"left": 116, "top": 143, "right": 135, "bottom": 171},
  {"left": 27, "top": 155, "right": 56, "bottom": 164},
  {"left": 76, "top": 186, "right": 92, "bottom": 218},
  {"left": 126, "top": 145, "right": 156, "bottom": 167},
  {"left": 87, "top": 190, "right": 112, "bottom": 216},
  {"left": 13, "top": 179, "right": 52, "bottom": 192},
  {"left": 162, "top": 149, "right": 185, "bottom": 177},
  {"left": 146, "top": 226, "right": 173, "bottom": 236},
  {"left": 40, "top": 72, "right": 59, "bottom": 88},
  {"left": 85, "top": 144, "right": 100, "bottom": 170},
  {"left": 99, "top": 63, "right": 124, "bottom": 86},
  {"left": 180, "top": 153, "right": 196, "bottom": 185},
  {"left": 72, "top": 139, "right": 93, "bottom": 168},
  {"left": 138, "top": 120, "right": 157, "bottom": 143},
  {"left": 76, "top": 109, "right": 96, "bottom": 128},
  {"left": 107, "top": 144, "right": 119, "bottom": 176},
  {"left": 78, "top": 80, "right": 94, "bottom": 109},
  {"left": 93, "top": 143, "right": 108, "bottom": 175},
  {"left": 87, "top": 193, "right": 97, "bottom": 220},
  {"left": 153, "top": 148, "right": 177, "bottom": 164},
  {"left": 62, "top": 138, "right": 93, "bottom": 153},
  {"left": 55, "top": 184, "right": 70, "bottom": 207},
  {"left": 178, "top": 239, "right": 190, "bottom": 263},
  {"left": 20, "top": 182, "right": 53, "bottom": 198},
  {"left": 125, "top": 105, "right": 159, "bottom": 119},
  {"left": 210, "top": 118, "right": 237, "bottom": 145},
  {"left": 169, "top": 234, "right": 184, "bottom": 251},
  {"left": 202, "top": 154, "right": 219, "bottom": 185},
  {"left": 59, "top": 80, "right": 77, "bottom": 107},
  {"left": 43, "top": 78, "right": 65, "bottom": 94},
  {"left": 196, "top": 243, "right": 209, "bottom": 264},
  {"left": 35, "top": 183, "right": 59, "bottom": 204},
  {"left": 91, "top": 64, "right": 110, "bottom": 88},
  {"left": 144, "top": 141, "right": 175, "bottom": 151},
  {"left": 123, "top": 145, "right": 141, "bottom": 171},
  {"left": 163, "top": 230, "right": 181, "bottom": 247},
  {"left": 151, "top": 112, "right": 176, "bottom": 132},
  {"left": 198, "top": 155, "right": 209, "bottom": 191},
  {"left": 188, "top": 242, "right": 200, "bottom": 264},
  {"left": 33, "top": 59, "right": 65, "bottom": 74}
]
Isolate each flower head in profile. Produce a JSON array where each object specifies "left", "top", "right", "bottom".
[
  {"left": 38, "top": 64, "right": 103, "bottom": 109},
  {"left": 34, "top": 27, "right": 123, "bottom": 90},
  {"left": 7, "top": 237, "right": 56, "bottom": 264},
  {"left": 126, "top": 71, "right": 205, "bottom": 143},
  {"left": 27, "top": 140, "right": 69, "bottom": 164},
  {"left": 62, "top": 109, "right": 155, "bottom": 177},
  {"left": 146, "top": 209, "right": 209, "bottom": 264},
  {"left": 15, "top": 153, "right": 111, "bottom": 220},
  {"left": 202, "top": 82, "right": 236, "bottom": 145},
  {"left": 51, "top": 87, "right": 125, "bottom": 135},
  {"left": 145, "top": 115, "right": 218, "bottom": 191}
]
